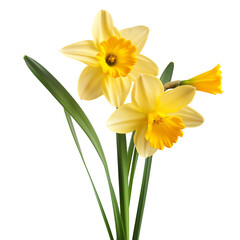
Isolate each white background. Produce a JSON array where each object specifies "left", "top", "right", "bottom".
[{"left": 0, "top": 0, "right": 240, "bottom": 239}]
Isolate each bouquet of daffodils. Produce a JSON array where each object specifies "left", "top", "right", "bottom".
[{"left": 24, "top": 10, "right": 222, "bottom": 240}]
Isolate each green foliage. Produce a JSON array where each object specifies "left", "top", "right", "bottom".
[
  {"left": 160, "top": 62, "right": 174, "bottom": 85},
  {"left": 24, "top": 56, "right": 125, "bottom": 240}
]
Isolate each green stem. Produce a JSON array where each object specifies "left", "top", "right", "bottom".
[
  {"left": 116, "top": 133, "right": 129, "bottom": 240},
  {"left": 127, "top": 131, "right": 135, "bottom": 173},
  {"left": 128, "top": 148, "right": 139, "bottom": 203},
  {"left": 132, "top": 156, "right": 153, "bottom": 240}
]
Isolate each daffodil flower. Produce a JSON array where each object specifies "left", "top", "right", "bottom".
[
  {"left": 61, "top": 10, "right": 159, "bottom": 107},
  {"left": 107, "top": 74, "right": 204, "bottom": 157},
  {"left": 181, "top": 64, "right": 223, "bottom": 94}
]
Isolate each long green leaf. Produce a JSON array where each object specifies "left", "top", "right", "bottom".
[
  {"left": 64, "top": 110, "right": 113, "bottom": 240},
  {"left": 24, "top": 56, "right": 125, "bottom": 240},
  {"left": 132, "top": 156, "right": 152, "bottom": 240},
  {"left": 160, "top": 62, "right": 174, "bottom": 85},
  {"left": 24, "top": 56, "right": 100, "bottom": 157}
]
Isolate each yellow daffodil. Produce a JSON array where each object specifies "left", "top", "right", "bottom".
[
  {"left": 61, "top": 10, "right": 159, "bottom": 107},
  {"left": 181, "top": 64, "right": 223, "bottom": 94},
  {"left": 107, "top": 74, "right": 204, "bottom": 157}
]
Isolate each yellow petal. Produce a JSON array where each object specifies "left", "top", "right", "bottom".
[
  {"left": 134, "top": 125, "right": 157, "bottom": 158},
  {"left": 92, "top": 10, "right": 120, "bottom": 47},
  {"left": 61, "top": 40, "right": 99, "bottom": 67},
  {"left": 158, "top": 86, "right": 196, "bottom": 113},
  {"left": 78, "top": 66, "right": 104, "bottom": 100},
  {"left": 130, "top": 55, "right": 159, "bottom": 81},
  {"left": 131, "top": 74, "right": 164, "bottom": 113},
  {"left": 101, "top": 75, "right": 131, "bottom": 107},
  {"left": 107, "top": 104, "right": 147, "bottom": 133},
  {"left": 167, "top": 106, "right": 204, "bottom": 127},
  {"left": 120, "top": 26, "right": 149, "bottom": 54}
]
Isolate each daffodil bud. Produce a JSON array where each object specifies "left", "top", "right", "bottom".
[{"left": 181, "top": 64, "right": 223, "bottom": 94}]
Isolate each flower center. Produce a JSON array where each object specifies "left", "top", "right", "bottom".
[
  {"left": 97, "top": 36, "right": 137, "bottom": 78},
  {"left": 106, "top": 54, "right": 117, "bottom": 66},
  {"left": 145, "top": 112, "right": 185, "bottom": 150}
]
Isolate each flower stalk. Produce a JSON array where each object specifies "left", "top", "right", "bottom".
[
  {"left": 116, "top": 133, "right": 129, "bottom": 240},
  {"left": 128, "top": 148, "right": 139, "bottom": 203},
  {"left": 164, "top": 80, "right": 181, "bottom": 91}
]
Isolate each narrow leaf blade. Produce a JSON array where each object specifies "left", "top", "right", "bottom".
[
  {"left": 160, "top": 62, "right": 174, "bottom": 85},
  {"left": 132, "top": 156, "right": 152, "bottom": 240},
  {"left": 64, "top": 110, "right": 114, "bottom": 240},
  {"left": 24, "top": 55, "right": 102, "bottom": 160},
  {"left": 24, "top": 55, "right": 125, "bottom": 239}
]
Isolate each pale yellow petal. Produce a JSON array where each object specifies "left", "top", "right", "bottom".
[
  {"left": 101, "top": 75, "right": 131, "bottom": 107},
  {"left": 61, "top": 40, "right": 99, "bottom": 66},
  {"left": 107, "top": 104, "right": 147, "bottom": 133},
  {"left": 120, "top": 26, "right": 149, "bottom": 54},
  {"left": 128, "top": 72, "right": 138, "bottom": 82},
  {"left": 129, "top": 56, "right": 159, "bottom": 81},
  {"left": 78, "top": 66, "right": 104, "bottom": 100},
  {"left": 167, "top": 106, "right": 204, "bottom": 127},
  {"left": 158, "top": 86, "right": 196, "bottom": 113},
  {"left": 132, "top": 54, "right": 159, "bottom": 79},
  {"left": 131, "top": 74, "right": 164, "bottom": 113},
  {"left": 134, "top": 125, "right": 157, "bottom": 158},
  {"left": 92, "top": 10, "right": 120, "bottom": 47}
]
